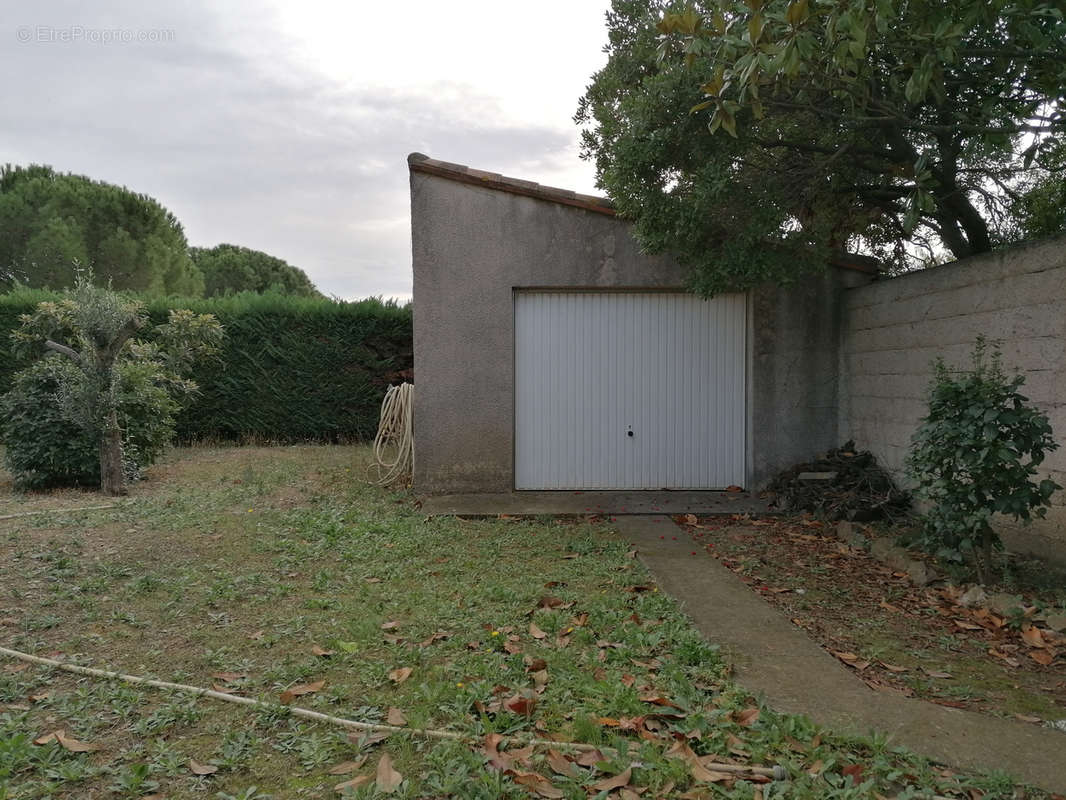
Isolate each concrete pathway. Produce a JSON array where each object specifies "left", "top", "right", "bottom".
[
  {"left": 613, "top": 515, "right": 1066, "bottom": 794},
  {"left": 421, "top": 490, "right": 770, "bottom": 517}
]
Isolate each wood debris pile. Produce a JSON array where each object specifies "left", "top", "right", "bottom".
[{"left": 766, "top": 441, "right": 911, "bottom": 521}]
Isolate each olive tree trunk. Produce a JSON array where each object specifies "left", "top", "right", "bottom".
[{"left": 99, "top": 409, "right": 127, "bottom": 496}]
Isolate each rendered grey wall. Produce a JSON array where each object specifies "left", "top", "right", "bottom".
[
  {"left": 840, "top": 236, "right": 1066, "bottom": 556},
  {"left": 750, "top": 268, "right": 870, "bottom": 487},
  {"left": 411, "top": 169, "right": 855, "bottom": 494}
]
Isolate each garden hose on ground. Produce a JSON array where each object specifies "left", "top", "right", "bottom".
[
  {"left": 0, "top": 645, "right": 789, "bottom": 780},
  {"left": 367, "top": 382, "right": 413, "bottom": 486}
]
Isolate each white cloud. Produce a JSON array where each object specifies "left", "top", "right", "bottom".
[{"left": 1, "top": 0, "right": 611, "bottom": 300}]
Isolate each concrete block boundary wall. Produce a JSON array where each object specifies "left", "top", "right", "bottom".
[{"left": 839, "top": 235, "right": 1066, "bottom": 560}]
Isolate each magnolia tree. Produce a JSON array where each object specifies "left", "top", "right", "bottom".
[
  {"left": 10, "top": 274, "right": 223, "bottom": 495},
  {"left": 578, "top": 0, "right": 1066, "bottom": 293}
]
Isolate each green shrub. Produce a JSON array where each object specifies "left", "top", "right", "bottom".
[
  {"left": 0, "top": 288, "right": 412, "bottom": 443},
  {"left": 906, "top": 338, "right": 1060, "bottom": 582},
  {"left": 1, "top": 355, "right": 178, "bottom": 490},
  {"left": 141, "top": 292, "right": 411, "bottom": 443}
]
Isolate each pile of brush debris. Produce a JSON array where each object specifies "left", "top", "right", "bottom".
[{"left": 766, "top": 441, "right": 911, "bottom": 522}]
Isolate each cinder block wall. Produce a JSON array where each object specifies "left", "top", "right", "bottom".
[{"left": 840, "top": 236, "right": 1066, "bottom": 558}]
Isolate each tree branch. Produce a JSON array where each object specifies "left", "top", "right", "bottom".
[{"left": 44, "top": 340, "right": 83, "bottom": 365}]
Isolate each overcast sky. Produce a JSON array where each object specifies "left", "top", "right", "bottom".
[{"left": 2, "top": 1, "right": 613, "bottom": 300}]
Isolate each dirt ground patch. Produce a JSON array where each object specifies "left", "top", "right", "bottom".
[{"left": 676, "top": 515, "right": 1066, "bottom": 726}]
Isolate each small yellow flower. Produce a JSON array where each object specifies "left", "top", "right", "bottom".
[
  {"left": 247, "top": 508, "right": 254, "bottom": 513},
  {"left": 490, "top": 630, "right": 500, "bottom": 637},
  {"left": 456, "top": 682, "right": 464, "bottom": 688}
]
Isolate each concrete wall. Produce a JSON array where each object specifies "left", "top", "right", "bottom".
[
  {"left": 411, "top": 167, "right": 856, "bottom": 494},
  {"left": 752, "top": 269, "right": 870, "bottom": 486},
  {"left": 840, "top": 236, "right": 1066, "bottom": 557}
]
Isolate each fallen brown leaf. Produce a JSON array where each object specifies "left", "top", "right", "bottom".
[
  {"left": 529, "top": 622, "right": 548, "bottom": 640},
  {"left": 333, "top": 775, "right": 371, "bottom": 793},
  {"left": 312, "top": 645, "right": 335, "bottom": 657},
  {"left": 504, "top": 694, "right": 537, "bottom": 715},
  {"left": 509, "top": 769, "right": 565, "bottom": 798},
  {"left": 841, "top": 763, "right": 865, "bottom": 785},
  {"left": 380, "top": 620, "right": 401, "bottom": 630},
  {"left": 531, "top": 669, "right": 549, "bottom": 692},
  {"left": 280, "top": 680, "right": 325, "bottom": 704},
  {"left": 1030, "top": 650, "right": 1054, "bottom": 666},
  {"left": 732, "top": 707, "right": 760, "bottom": 726},
  {"left": 387, "top": 667, "right": 413, "bottom": 685},
  {"left": 483, "top": 733, "right": 512, "bottom": 771},
  {"left": 878, "top": 662, "right": 908, "bottom": 673},
  {"left": 211, "top": 671, "right": 247, "bottom": 682},
  {"left": 1021, "top": 626, "right": 1046, "bottom": 648},
  {"left": 189, "top": 759, "right": 219, "bottom": 775},
  {"left": 546, "top": 748, "right": 578, "bottom": 777},
  {"left": 922, "top": 668, "right": 953, "bottom": 679},
  {"left": 418, "top": 631, "right": 450, "bottom": 647},
  {"left": 34, "top": 730, "right": 101, "bottom": 753},
  {"left": 328, "top": 757, "right": 368, "bottom": 775},
  {"left": 348, "top": 730, "right": 391, "bottom": 748},
  {"left": 640, "top": 693, "right": 684, "bottom": 710},
  {"left": 690, "top": 763, "right": 735, "bottom": 783},
  {"left": 591, "top": 766, "right": 632, "bottom": 792},
  {"left": 376, "top": 754, "right": 403, "bottom": 793},
  {"left": 575, "top": 748, "right": 606, "bottom": 767}
]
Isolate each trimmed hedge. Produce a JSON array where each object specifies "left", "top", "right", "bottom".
[{"left": 0, "top": 289, "right": 412, "bottom": 443}]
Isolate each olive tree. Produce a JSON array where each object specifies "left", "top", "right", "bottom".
[{"left": 10, "top": 273, "right": 223, "bottom": 495}]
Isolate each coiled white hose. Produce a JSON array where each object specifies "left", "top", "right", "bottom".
[{"left": 368, "top": 382, "right": 414, "bottom": 486}]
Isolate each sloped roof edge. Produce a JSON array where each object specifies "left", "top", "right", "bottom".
[
  {"left": 407, "top": 153, "right": 879, "bottom": 275},
  {"left": 408, "top": 152, "right": 616, "bottom": 216}
]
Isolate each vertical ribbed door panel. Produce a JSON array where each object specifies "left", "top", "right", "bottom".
[{"left": 514, "top": 291, "right": 746, "bottom": 489}]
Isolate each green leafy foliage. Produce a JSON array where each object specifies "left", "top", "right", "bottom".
[
  {"left": 190, "top": 243, "right": 321, "bottom": 298},
  {"left": 0, "top": 165, "right": 203, "bottom": 295},
  {"left": 141, "top": 292, "right": 412, "bottom": 443},
  {"left": 906, "top": 338, "right": 1060, "bottom": 580},
  {"left": 577, "top": 0, "right": 1066, "bottom": 292},
  {"left": 0, "top": 355, "right": 178, "bottom": 490},
  {"left": 0, "top": 288, "right": 412, "bottom": 444},
  {"left": 0, "top": 356, "right": 97, "bottom": 489},
  {"left": 1011, "top": 141, "right": 1066, "bottom": 240},
  {"left": 3, "top": 275, "right": 222, "bottom": 492}
]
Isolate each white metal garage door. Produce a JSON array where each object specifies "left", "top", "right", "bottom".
[{"left": 514, "top": 291, "right": 746, "bottom": 490}]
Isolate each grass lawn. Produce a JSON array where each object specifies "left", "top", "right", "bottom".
[{"left": 0, "top": 446, "right": 1049, "bottom": 799}]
